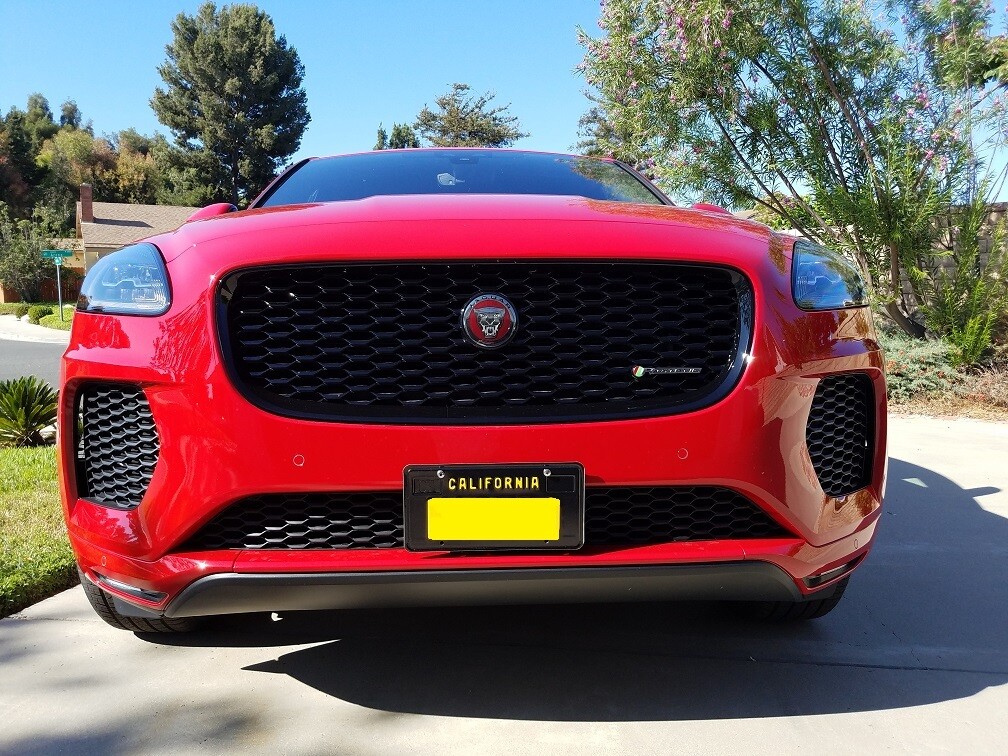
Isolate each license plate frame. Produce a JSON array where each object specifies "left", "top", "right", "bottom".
[{"left": 404, "top": 463, "right": 584, "bottom": 551}]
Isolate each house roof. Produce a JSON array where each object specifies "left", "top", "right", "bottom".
[{"left": 76, "top": 201, "right": 198, "bottom": 249}]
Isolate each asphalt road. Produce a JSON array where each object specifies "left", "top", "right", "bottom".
[
  {"left": 2, "top": 417, "right": 1007, "bottom": 755},
  {"left": 0, "top": 338, "right": 64, "bottom": 386}
]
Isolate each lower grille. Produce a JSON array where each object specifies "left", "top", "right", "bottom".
[
  {"left": 76, "top": 383, "right": 160, "bottom": 509},
  {"left": 183, "top": 487, "right": 790, "bottom": 551},
  {"left": 584, "top": 486, "right": 789, "bottom": 544},
  {"left": 188, "top": 492, "right": 404, "bottom": 550},
  {"left": 806, "top": 373, "right": 874, "bottom": 497}
]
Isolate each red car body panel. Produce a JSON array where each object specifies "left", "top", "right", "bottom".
[{"left": 59, "top": 189, "right": 886, "bottom": 616}]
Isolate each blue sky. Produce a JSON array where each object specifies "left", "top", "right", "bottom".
[{"left": 0, "top": 0, "right": 601, "bottom": 160}]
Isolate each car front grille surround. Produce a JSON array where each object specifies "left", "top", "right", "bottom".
[
  {"left": 805, "top": 373, "right": 875, "bottom": 497},
  {"left": 183, "top": 486, "right": 792, "bottom": 551},
  {"left": 218, "top": 261, "right": 752, "bottom": 424},
  {"left": 76, "top": 383, "right": 160, "bottom": 509}
]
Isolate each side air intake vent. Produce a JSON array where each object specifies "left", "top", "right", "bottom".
[
  {"left": 806, "top": 374, "right": 874, "bottom": 497},
  {"left": 76, "top": 384, "right": 159, "bottom": 509}
]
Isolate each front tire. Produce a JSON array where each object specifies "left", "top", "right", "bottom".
[
  {"left": 744, "top": 576, "right": 849, "bottom": 621},
  {"left": 78, "top": 568, "right": 200, "bottom": 633}
]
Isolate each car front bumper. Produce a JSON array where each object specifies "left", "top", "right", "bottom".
[{"left": 60, "top": 320, "right": 885, "bottom": 618}]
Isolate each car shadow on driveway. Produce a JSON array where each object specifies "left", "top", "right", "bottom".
[{"left": 149, "top": 457, "right": 1008, "bottom": 721}]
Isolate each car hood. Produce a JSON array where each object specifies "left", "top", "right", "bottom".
[{"left": 150, "top": 194, "right": 776, "bottom": 265}]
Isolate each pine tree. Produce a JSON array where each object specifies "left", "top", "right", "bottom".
[
  {"left": 151, "top": 1, "right": 310, "bottom": 205},
  {"left": 414, "top": 83, "right": 528, "bottom": 147}
]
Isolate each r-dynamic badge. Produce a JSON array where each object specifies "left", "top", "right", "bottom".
[{"left": 631, "top": 365, "right": 702, "bottom": 378}]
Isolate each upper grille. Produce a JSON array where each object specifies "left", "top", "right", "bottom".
[
  {"left": 76, "top": 383, "right": 160, "bottom": 509},
  {"left": 806, "top": 373, "right": 874, "bottom": 497},
  {"left": 183, "top": 486, "right": 790, "bottom": 551},
  {"left": 219, "top": 262, "right": 751, "bottom": 423}
]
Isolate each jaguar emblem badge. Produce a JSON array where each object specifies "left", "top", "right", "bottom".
[{"left": 462, "top": 293, "right": 517, "bottom": 348}]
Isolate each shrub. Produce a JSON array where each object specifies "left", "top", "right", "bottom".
[
  {"left": 879, "top": 331, "right": 960, "bottom": 404},
  {"left": 0, "top": 376, "right": 58, "bottom": 447},
  {"left": 916, "top": 201, "right": 1008, "bottom": 366},
  {"left": 26, "top": 305, "right": 52, "bottom": 324},
  {"left": 955, "top": 367, "right": 1008, "bottom": 409},
  {"left": 38, "top": 309, "right": 73, "bottom": 331},
  {"left": 14, "top": 304, "right": 29, "bottom": 319}
]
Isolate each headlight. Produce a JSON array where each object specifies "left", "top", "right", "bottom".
[
  {"left": 792, "top": 240, "right": 868, "bottom": 310},
  {"left": 77, "top": 243, "right": 171, "bottom": 316}
]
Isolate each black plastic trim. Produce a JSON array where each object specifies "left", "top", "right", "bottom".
[
  {"left": 215, "top": 260, "right": 754, "bottom": 425},
  {"left": 162, "top": 563, "right": 808, "bottom": 618}
]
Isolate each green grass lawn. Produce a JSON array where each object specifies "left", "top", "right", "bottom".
[
  {"left": 38, "top": 306, "right": 75, "bottom": 331},
  {"left": 0, "top": 446, "right": 78, "bottom": 618}
]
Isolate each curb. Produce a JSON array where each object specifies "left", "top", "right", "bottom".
[{"left": 0, "top": 314, "right": 72, "bottom": 344}]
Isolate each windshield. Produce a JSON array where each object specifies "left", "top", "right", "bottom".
[{"left": 258, "top": 150, "right": 666, "bottom": 207}]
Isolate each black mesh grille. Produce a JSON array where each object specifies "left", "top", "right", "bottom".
[
  {"left": 183, "top": 487, "right": 790, "bottom": 551},
  {"left": 77, "top": 384, "right": 159, "bottom": 509},
  {"left": 806, "top": 373, "right": 874, "bottom": 497},
  {"left": 584, "top": 486, "right": 790, "bottom": 544},
  {"left": 219, "top": 262, "right": 750, "bottom": 423},
  {"left": 188, "top": 492, "right": 404, "bottom": 550}
]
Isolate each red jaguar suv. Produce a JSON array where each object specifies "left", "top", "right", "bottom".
[{"left": 59, "top": 149, "right": 886, "bottom": 632}]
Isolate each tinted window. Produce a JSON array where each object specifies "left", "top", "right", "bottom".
[{"left": 259, "top": 150, "right": 665, "bottom": 206}]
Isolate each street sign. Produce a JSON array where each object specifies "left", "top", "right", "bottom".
[{"left": 41, "top": 250, "right": 73, "bottom": 321}]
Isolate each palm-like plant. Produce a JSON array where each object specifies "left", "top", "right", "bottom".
[{"left": 0, "top": 376, "right": 58, "bottom": 447}]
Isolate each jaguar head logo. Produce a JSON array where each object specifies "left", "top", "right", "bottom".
[
  {"left": 475, "top": 307, "right": 506, "bottom": 338},
  {"left": 462, "top": 294, "right": 517, "bottom": 348}
]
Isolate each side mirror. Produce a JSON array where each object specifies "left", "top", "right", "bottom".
[{"left": 186, "top": 203, "right": 237, "bottom": 222}]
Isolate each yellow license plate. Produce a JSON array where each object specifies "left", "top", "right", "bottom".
[{"left": 427, "top": 497, "right": 561, "bottom": 541}]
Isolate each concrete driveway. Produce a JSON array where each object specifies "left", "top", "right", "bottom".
[{"left": 1, "top": 415, "right": 1006, "bottom": 755}]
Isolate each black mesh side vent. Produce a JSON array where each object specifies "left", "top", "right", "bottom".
[
  {"left": 183, "top": 487, "right": 790, "bottom": 551},
  {"left": 76, "top": 384, "right": 160, "bottom": 509},
  {"left": 806, "top": 373, "right": 874, "bottom": 497}
]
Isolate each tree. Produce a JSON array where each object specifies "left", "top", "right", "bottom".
[
  {"left": 389, "top": 123, "right": 420, "bottom": 149},
  {"left": 149, "top": 135, "right": 219, "bottom": 206},
  {"left": 22, "top": 94, "right": 58, "bottom": 154},
  {"left": 0, "top": 124, "right": 32, "bottom": 215},
  {"left": 151, "top": 1, "right": 310, "bottom": 206},
  {"left": 414, "top": 83, "right": 529, "bottom": 147},
  {"left": 37, "top": 129, "right": 118, "bottom": 199},
  {"left": 574, "top": 104, "right": 632, "bottom": 160},
  {"left": 0, "top": 105, "right": 47, "bottom": 214},
  {"left": 0, "top": 202, "right": 64, "bottom": 302},
  {"left": 374, "top": 124, "right": 388, "bottom": 151},
  {"left": 580, "top": 0, "right": 1008, "bottom": 341},
  {"left": 112, "top": 130, "right": 164, "bottom": 204},
  {"left": 374, "top": 122, "right": 420, "bottom": 150},
  {"left": 59, "top": 101, "right": 83, "bottom": 130}
]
